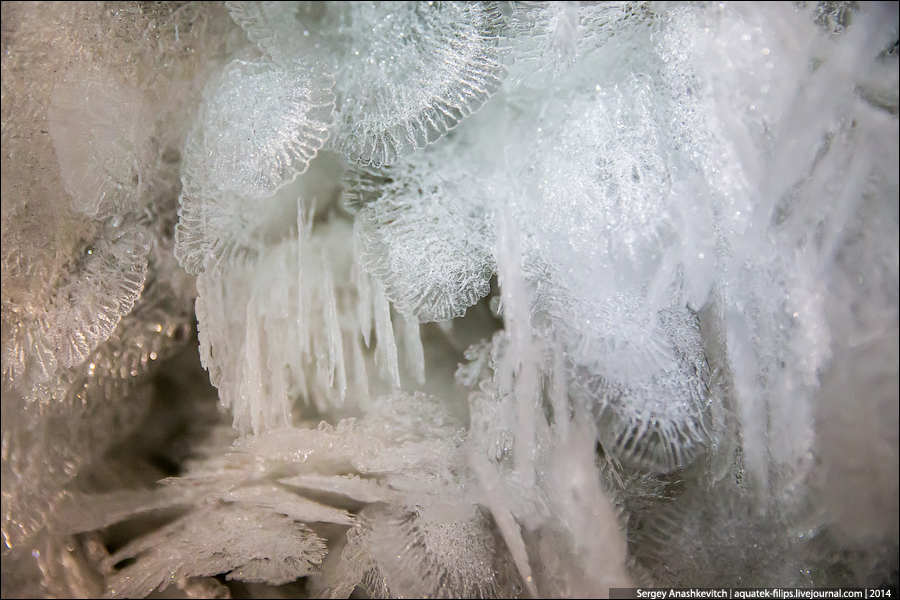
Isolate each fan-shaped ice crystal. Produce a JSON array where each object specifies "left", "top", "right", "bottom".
[
  {"left": 508, "top": 1, "right": 653, "bottom": 88},
  {"left": 48, "top": 66, "right": 150, "bottom": 218},
  {"left": 343, "top": 136, "right": 496, "bottom": 323},
  {"left": 2, "top": 218, "right": 149, "bottom": 385},
  {"left": 182, "top": 53, "right": 333, "bottom": 199},
  {"left": 226, "top": 1, "right": 326, "bottom": 66},
  {"left": 229, "top": 1, "right": 509, "bottom": 167},
  {"left": 365, "top": 504, "right": 502, "bottom": 599},
  {"left": 523, "top": 77, "right": 716, "bottom": 315},
  {"left": 575, "top": 299, "right": 712, "bottom": 473}
]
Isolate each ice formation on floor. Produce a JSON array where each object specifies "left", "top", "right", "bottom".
[{"left": 2, "top": 2, "right": 898, "bottom": 598}]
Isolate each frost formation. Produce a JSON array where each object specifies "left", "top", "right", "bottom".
[{"left": 2, "top": 2, "right": 898, "bottom": 599}]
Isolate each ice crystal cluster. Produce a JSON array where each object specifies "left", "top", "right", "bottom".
[{"left": 2, "top": 2, "right": 898, "bottom": 598}]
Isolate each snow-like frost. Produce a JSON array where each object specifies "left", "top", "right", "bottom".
[{"left": 105, "top": 503, "right": 327, "bottom": 598}]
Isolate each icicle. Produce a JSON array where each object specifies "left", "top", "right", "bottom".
[
  {"left": 349, "top": 326, "right": 370, "bottom": 407},
  {"left": 497, "top": 211, "right": 530, "bottom": 355},
  {"left": 244, "top": 297, "right": 266, "bottom": 434},
  {"left": 296, "top": 196, "right": 313, "bottom": 358},
  {"left": 195, "top": 271, "right": 217, "bottom": 379},
  {"left": 265, "top": 245, "right": 292, "bottom": 427},
  {"left": 294, "top": 343, "right": 310, "bottom": 410},
  {"left": 269, "top": 359, "right": 290, "bottom": 428},
  {"left": 468, "top": 449, "right": 538, "bottom": 598},
  {"left": 549, "top": 426, "right": 633, "bottom": 593},
  {"left": 401, "top": 312, "right": 425, "bottom": 385},
  {"left": 496, "top": 209, "right": 537, "bottom": 488},
  {"left": 515, "top": 360, "right": 540, "bottom": 490},
  {"left": 726, "top": 309, "right": 770, "bottom": 500},
  {"left": 354, "top": 237, "right": 373, "bottom": 348},
  {"left": 372, "top": 278, "right": 401, "bottom": 389},
  {"left": 322, "top": 256, "right": 347, "bottom": 403},
  {"left": 551, "top": 335, "right": 569, "bottom": 440},
  {"left": 311, "top": 331, "right": 331, "bottom": 414}
]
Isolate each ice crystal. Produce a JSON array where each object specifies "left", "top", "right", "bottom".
[
  {"left": 182, "top": 52, "right": 333, "bottom": 200},
  {"left": 508, "top": 1, "right": 653, "bottom": 88},
  {"left": 572, "top": 296, "right": 713, "bottom": 473},
  {"left": 2, "top": 2, "right": 898, "bottom": 599},
  {"left": 229, "top": 1, "right": 509, "bottom": 166},
  {"left": 48, "top": 66, "right": 150, "bottom": 218},
  {"left": 358, "top": 504, "right": 504, "bottom": 599},
  {"left": 105, "top": 503, "right": 328, "bottom": 597},
  {"left": 2, "top": 218, "right": 150, "bottom": 384},
  {"left": 343, "top": 132, "right": 497, "bottom": 322}
]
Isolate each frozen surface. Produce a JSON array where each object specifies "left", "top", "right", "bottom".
[{"left": 106, "top": 503, "right": 328, "bottom": 597}]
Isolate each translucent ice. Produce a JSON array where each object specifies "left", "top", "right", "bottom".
[{"left": 508, "top": 1, "right": 653, "bottom": 88}]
